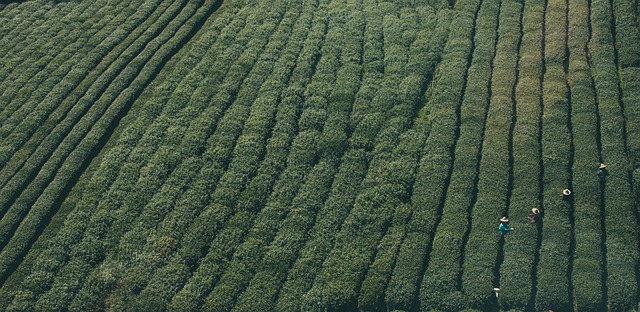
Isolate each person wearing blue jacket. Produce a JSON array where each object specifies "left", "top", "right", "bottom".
[{"left": 499, "top": 217, "right": 513, "bottom": 237}]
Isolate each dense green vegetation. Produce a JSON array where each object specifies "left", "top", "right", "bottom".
[{"left": 0, "top": 0, "right": 638, "bottom": 311}]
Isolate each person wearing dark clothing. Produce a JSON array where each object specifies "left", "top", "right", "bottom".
[
  {"left": 528, "top": 207, "right": 541, "bottom": 223},
  {"left": 597, "top": 163, "right": 608, "bottom": 181}
]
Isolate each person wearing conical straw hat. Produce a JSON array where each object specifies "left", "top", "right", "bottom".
[
  {"left": 597, "top": 163, "right": 608, "bottom": 181},
  {"left": 499, "top": 217, "right": 513, "bottom": 237},
  {"left": 528, "top": 207, "right": 541, "bottom": 223},
  {"left": 561, "top": 188, "right": 572, "bottom": 200}
]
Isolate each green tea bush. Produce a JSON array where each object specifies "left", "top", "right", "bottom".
[
  {"left": 621, "top": 68, "right": 640, "bottom": 170},
  {"left": 1, "top": 0, "right": 225, "bottom": 309},
  {"left": 0, "top": 0, "right": 160, "bottom": 170},
  {"left": 358, "top": 203, "right": 412, "bottom": 311},
  {"left": 211, "top": 7, "right": 361, "bottom": 309},
  {"left": 536, "top": 51, "right": 572, "bottom": 312},
  {"left": 461, "top": 0, "right": 521, "bottom": 308},
  {"left": 590, "top": 0, "right": 639, "bottom": 310},
  {"left": 387, "top": 5, "right": 470, "bottom": 309},
  {"left": 419, "top": 0, "right": 499, "bottom": 309},
  {"left": 564, "top": 0, "right": 605, "bottom": 310},
  {"left": 496, "top": 0, "right": 544, "bottom": 309},
  {"left": 274, "top": 6, "right": 382, "bottom": 310},
  {"left": 166, "top": 6, "right": 329, "bottom": 311},
  {"left": 612, "top": 0, "right": 640, "bottom": 67},
  {"left": 0, "top": 0, "right": 122, "bottom": 121}
]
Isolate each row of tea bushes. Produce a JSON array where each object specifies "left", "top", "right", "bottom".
[{"left": 419, "top": 0, "right": 499, "bottom": 309}]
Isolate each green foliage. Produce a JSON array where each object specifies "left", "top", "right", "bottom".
[
  {"left": 534, "top": 2, "right": 572, "bottom": 311},
  {"left": 498, "top": 0, "right": 544, "bottom": 309},
  {"left": 612, "top": 0, "right": 640, "bottom": 67},
  {"left": 419, "top": 0, "right": 499, "bottom": 310},
  {"left": 1, "top": 0, "right": 638, "bottom": 311},
  {"left": 590, "top": 1, "right": 639, "bottom": 310},
  {"left": 461, "top": 0, "right": 521, "bottom": 309},
  {"left": 565, "top": 0, "right": 605, "bottom": 311},
  {"left": 621, "top": 67, "right": 640, "bottom": 199}
]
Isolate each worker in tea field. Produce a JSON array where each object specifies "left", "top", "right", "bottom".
[
  {"left": 499, "top": 217, "right": 513, "bottom": 237},
  {"left": 527, "top": 207, "right": 541, "bottom": 223},
  {"left": 596, "top": 163, "right": 608, "bottom": 181}
]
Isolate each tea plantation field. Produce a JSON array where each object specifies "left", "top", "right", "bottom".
[{"left": 0, "top": 0, "right": 639, "bottom": 310}]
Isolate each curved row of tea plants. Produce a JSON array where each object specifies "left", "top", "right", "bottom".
[{"left": 0, "top": 0, "right": 224, "bottom": 309}]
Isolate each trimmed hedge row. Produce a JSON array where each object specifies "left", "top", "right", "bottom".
[
  {"left": 358, "top": 202, "right": 412, "bottom": 312},
  {"left": 0, "top": 1, "right": 72, "bottom": 55},
  {"left": 536, "top": 67, "right": 573, "bottom": 311},
  {"left": 300, "top": 3, "right": 452, "bottom": 311},
  {"left": 566, "top": 0, "right": 605, "bottom": 310},
  {"left": 418, "top": 0, "right": 499, "bottom": 310},
  {"left": 199, "top": 6, "right": 340, "bottom": 312},
  {"left": 67, "top": 2, "right": 293, "bottom": 310},
  {"left": 228, "top": 159, "right": 339, "bottom": 312},
  {"left": 203, "top": 1, "right": 373, "bottom": 309},
  {"left": 0, "top": 0, "right": 113, "bottom": 103},
  {"left": 382, "top": 2, "right": 476, "bottom": 310},
  {"left": 195, "top": 130, "right": 323, "bottom": 311},
  {"left": 301, "top": 4, "right": 437, "bottom": 311},
  {"left": 0, "top": 0, "right": 225, "bottom": 308},
  {"left": 276, "top": 150, "right": 370, "bottom": 312},
  {"left": 535, "top": 0, "right": 572, "bottom": 309},
  {"left": 274, "top": 1, "right": 386, "bottom": 309},
  {"left": 201, "top": 5, "right": 348, "bottom": 312},
  {"left": 164, "top": 3, "right": 328, "bottom": 311},
  {"left": 0, "top": 1, "right": 67, "bottom": 92},
  {"left": 0, "top": 0, "right": 186, "bottom": 220},
  {"left": 0, "top": 0, "right": 96, "bottom": 125},
  {"left": 620, "top": 67, "right": 640, "bottom": 200},
  {"left": 0, "top": 0, "right": 195, "bottom": 259},
  {"left": 497, "top": 0, "right": 544, "bottom": 309},
  {"left": 461, "top": 0, "right": 522, "bottom": 309},
  {"left": 125, "top": 4, "right": 316, "bottom": 309},
  {"left": 612, "top": 0, "right": 640, "bottom": 67},
  {"left": 0, "top": 2, "right": 32, "bottom": 42},
  {"left": 0, "top": 0, "right": 140, "bottom": 125},
  {"left": 3, "top": 4, "right": 248, "bottom": 308},
  {"left": 166, "top": 96, "right": 306, "bottom": 309},
  {"left": 0, "top": 0, "right": 164, "bottom": 175},
  {"left": 355, "top": 6, "right": 444, "bottom": 312},
  {"left": 230, "top": 3, "right": 365, "bottom": 310},
  {"left": 590, "top": 0, "right": 639, "bottom": 309},
  {"left": 0, "top": 19, "right": 56, "bottom": 89},
  {"left": 0, "top": 0, "right": 205, "bottom": 284},
  {"left": 0, "top": 0, "right": 161, "bottom": 187}
]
